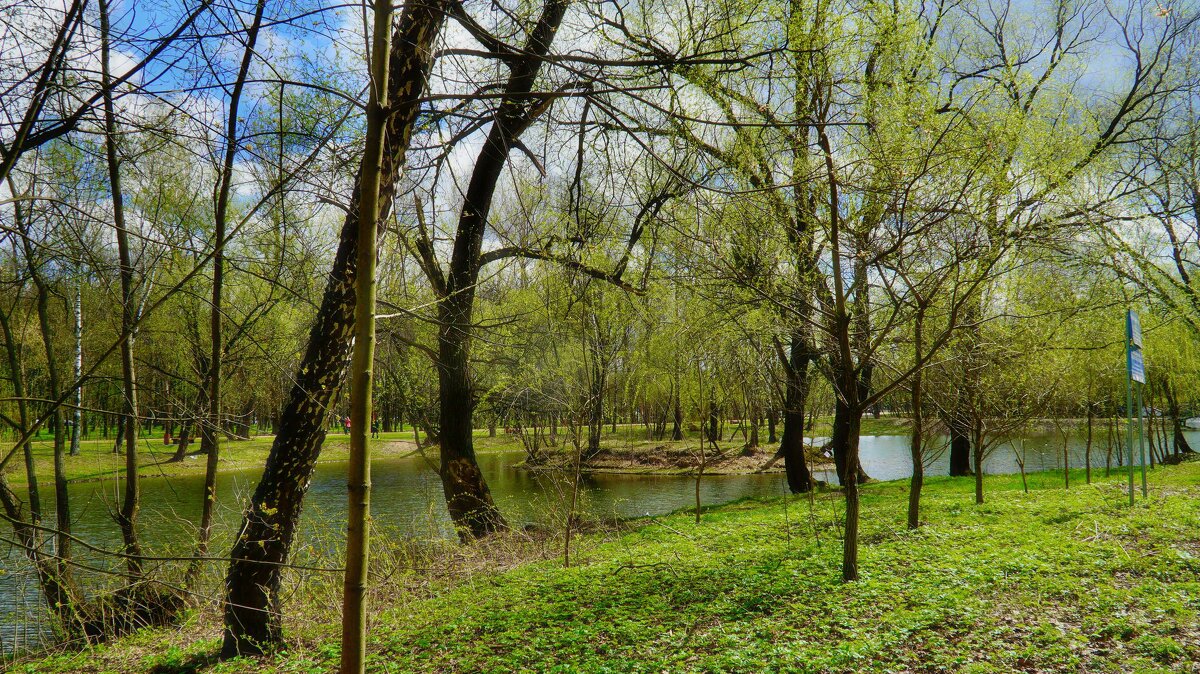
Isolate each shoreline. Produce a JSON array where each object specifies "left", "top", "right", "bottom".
[{"left": 519, "top": 442, "right": 837, "bottom": 477}]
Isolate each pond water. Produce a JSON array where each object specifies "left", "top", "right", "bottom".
[{"left": 2, "top": 426, "right": 1190, "bottom": 653}]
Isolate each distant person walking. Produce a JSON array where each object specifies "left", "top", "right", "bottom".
[{"left": 343, "top": 416, "right": 351, "bottom": 434}]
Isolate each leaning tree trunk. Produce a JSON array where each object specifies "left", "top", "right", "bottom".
[
  {"left": 434, "top": 0, "right": 568, "bottom": 540},
  {"left": 341, "top": 0, "right": 392, "bottom": 663},
  {"left": 221, "top": 5, "right": 449, "bottom": 657},
  {"left": 437, "top": 293, "right": 507, "bottom": 540}
]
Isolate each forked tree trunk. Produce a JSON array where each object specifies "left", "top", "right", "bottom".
[
  {"left": 434, "top": 0, "right": 568, "bottom": 540},
  {"left": 221, "top": 5, "right": 448, "bottom": 656}
]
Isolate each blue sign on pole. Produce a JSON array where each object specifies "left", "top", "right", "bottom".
[
  {"left": 1126, "top": 310, "right": 1149, "bottom": 502},
  {"left": 1128, "top": 310, "right": 1143, "bottom": 348},
  {"left": 1129, "top": 349, "right": 1145, "bottom": 384}
]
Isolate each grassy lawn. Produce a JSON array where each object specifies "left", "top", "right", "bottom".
[
  {"left": 0, "top": 427, "right": 535, "bottom": 488},
  {"left": 2, "top": 417, "right": 914, "bottom": 488},
  {"left": 11, "top": 458, "right": 1199, "bottom": 673}
]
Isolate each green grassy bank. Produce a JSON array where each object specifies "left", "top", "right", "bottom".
[
  {"left": 11, "top": 459, "right": 1199, "bottom": 673},
  {"left": 4, "top": 415, "right": 913, "bottom": 487}
]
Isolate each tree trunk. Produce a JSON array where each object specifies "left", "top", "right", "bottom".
[
  {"left": 101, "top": 0, "right": 144, "bottom": 579},
  {"left": 670, "top": 385, "right": 683, "bottom": 441},
  {"left": 433, "top": 0, "right": 568, "bottom": 539},
  {"left": 767, "top": 409, "right": 777, "bottom": 444},
  {"left": 30, "top": 259, "right": 72, "bottom": 582},
  {"left": 780, "top": 333, "right": 814, "bottom": 493},
  {"left": 341, "top": 0, "right": 392, "bottom": 665},
  {"left": 172, "top": 420, "right": 192, "bottom": 461},
  {"left": 0, "top": 304, "right": 80, "bottom": 629},
  {"left": 0, "top": 305, "right": 38, "bottom": 523},
  {"left": 0, "top": 476, "right": 81, "bottom": 631},
  {"left": 586, "top": 353, "right": 605, "bottom": 460},
  {"left": 907, "top": 312, "right": 924, "bottom": 530},
  {"left": 1174, "top": 420, "right": 1193, "bottom": 455},
  {"left": 707, "top": 405, "right": 719, "bottom": 444},
  {"left": 1085, "top": 404, "right": 1093, "bottom": 484},
  {"left": 1165, "top": 379, "right": 1194, "bottom": 455},
  {"left": 221, "top": 5, "right": 448, "bottom": 656},
  {"left": 947, "top": 417, "right": 972, "bottom": 476},
  {"left": 973, "top": 425, "right": 984, "bottom": 505},
  {"left": 188, "top": 0, "right": 265, "bottom": 591},
  {"left": 831, "top": 395, "right": 872, "bottom": 485},
  {"left": 71, "top": 281, "right": 82, "bottom": 456},
  {"left": 436, "top": 294, "right": 507, "bottom": 540},
  {"left": 1063, "top": 423, "right": 1070, "bottom": 489},
  {"left": 14, "top": 173, "right": 73, "bottom": 588},
  {"left": 842, "top": 409, "right": 862, "bottom": 581}
]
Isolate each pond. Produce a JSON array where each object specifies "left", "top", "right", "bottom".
[{"left": 3, "top": 426, "right": 1190, "bottom": 653}]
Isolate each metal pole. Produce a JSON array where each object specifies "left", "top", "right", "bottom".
[
  {"left": 1126, "top": 328, "right": 1135, "bottom": 507},
  {"left": 1138, "top": 382, "right": 1148, "bottom": 498}
]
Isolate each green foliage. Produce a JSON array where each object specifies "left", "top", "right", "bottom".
[{"left": 16, "top": 462, "right": 1200, "bottom": 673}]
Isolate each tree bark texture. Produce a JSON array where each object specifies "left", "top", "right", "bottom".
[{"left": 221, "top": 4, "right": 448, "bottom": 656}]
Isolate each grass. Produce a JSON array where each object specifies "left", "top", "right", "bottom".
[
  {"left": 3, "top": 416, "right": 915, "bottom": 488},
  {"left": 10, "top": 456, "right": 1199, "bottom": 673},
  {"left": 2, "top": 427, "right": 533, "bottom": 488}
]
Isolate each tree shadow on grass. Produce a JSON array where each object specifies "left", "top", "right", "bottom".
[{"left": 146, "top": 650, "right": 219, "bottom": 674}]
